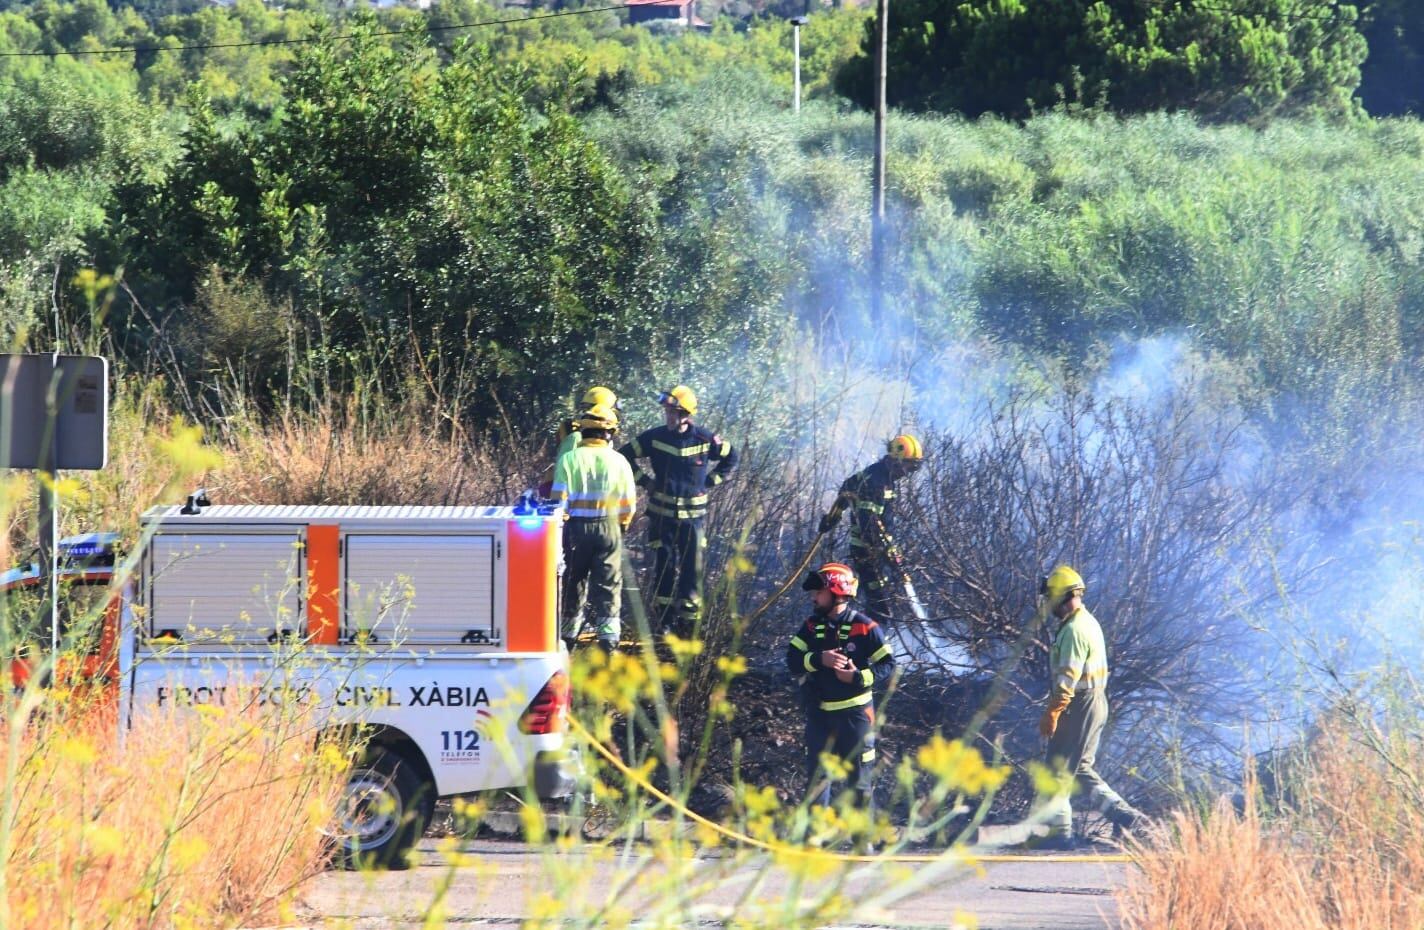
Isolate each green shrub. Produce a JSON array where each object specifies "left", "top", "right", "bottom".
[{"left": 836, "top": 0, "right": 1367, "bottom": 122}]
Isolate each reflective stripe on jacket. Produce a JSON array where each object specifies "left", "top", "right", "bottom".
[
  {"left": 551, "top": 439, "right": 638, "bottom": 527},
  {"left": 1050, "top": 606, "right": 1109, "bottom": 698},
  {"left": 619, "top": 424, "right": 737, "bottom": 520},
  {"left": 785, "top": 608, "right": 895, "bottom": 713}
]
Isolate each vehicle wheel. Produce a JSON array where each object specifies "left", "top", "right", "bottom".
[{"left": 333, "top": 748, "right": 433, "bottom": 870}]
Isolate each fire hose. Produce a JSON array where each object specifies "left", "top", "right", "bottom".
[{"left": 741, "top": 532, "right": 826, "bottom": 627}]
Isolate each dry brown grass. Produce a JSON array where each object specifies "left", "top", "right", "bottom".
[
  {"left": 3, "top": 694, "right": 348, "bottom": 929},
  {"left": 2, "top": 379, "right": 541, "bottom": 566},
  {"left": 1120, "top": 715, "right": 1424, "bottom": 930},
  {"left": 211, "top": 399, "right": 523, "bottom": 507}
]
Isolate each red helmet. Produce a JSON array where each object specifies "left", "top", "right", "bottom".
[{"left": 802, "top": 562, "right": 859, "bottom": 599}]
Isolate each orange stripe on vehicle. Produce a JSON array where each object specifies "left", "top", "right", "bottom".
[
  {"left": 506, "top": 517, "right": 558, "bottom": 653},
  {"left": 306, "top": 524, "right": 341, "bottom": 646},
  {"left": 95, "top": 595, "right": 120, "bottom": 708}
]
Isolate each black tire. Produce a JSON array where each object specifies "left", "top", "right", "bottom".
[{"left": 333, "top": 747, "right": 434, "bottom": 870}]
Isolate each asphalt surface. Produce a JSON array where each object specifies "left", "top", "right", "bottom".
[{"left": 301, "top": 838, "right": 1128, "bottom": 929}]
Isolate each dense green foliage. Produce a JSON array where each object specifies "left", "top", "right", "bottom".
[
  {"left": 118, "top": 36, "right": 686, "bottom": 410},
  {"left": 0, "top": 0, "right": 865, "bottom": 107},
  {"left": 0, "top": 0, "right": 1420, "bottom": 432},
  {"left": 837, "top": 0, "right": 1368, "bottom": 121}
]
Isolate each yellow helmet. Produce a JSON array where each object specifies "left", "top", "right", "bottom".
[
  {"left": 581, "top": 386, "right": 619, "bottom": 411},
  {"left": 887, "top": 433, "right": 924, "bottom": 461},
  {"left": 658, "top": 385, "right": 698, "bottom": 416},
  {"left": 1041, "top": 564, "right": 1085, "bottom": 604},
  {"left": 576, "top": 404, "right": 619, "bottom": 433}
]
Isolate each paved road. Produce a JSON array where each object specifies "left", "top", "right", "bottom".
[{"left": 301, "top": 839, "right": 1128, "bottom": 929}]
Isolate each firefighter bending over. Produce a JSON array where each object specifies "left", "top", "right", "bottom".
[
  {"left": 550, "top": 404, "right": 636, "bottom": 652},
  {"left": 818, "top": 434, "right": 924, "bottom": 620},
  {"left": 1035, "top": 564, "right": 1147, "bottom": 848},
  {"left": 619, "top": 386, "right": 738, "bottom": 636},
  {"left": 785, "top": 563, "right": 895, "bottom": 813}
]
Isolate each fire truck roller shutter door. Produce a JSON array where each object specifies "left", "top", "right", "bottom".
[
  {"left": 147, "top": 532, "right": 303, "bottom": 644},
  {"left": 344, "top": 535, "right": 497, "bottom": 646}
]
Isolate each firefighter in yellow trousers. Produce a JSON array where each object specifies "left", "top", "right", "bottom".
[
  {"left": 550, "top": 404, "right": 636, "bottom": 652},
  {"left": 1036, "top": 565, "right": 1146, "bottom": 848}
]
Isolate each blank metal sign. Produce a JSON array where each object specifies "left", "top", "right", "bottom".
[{"left": 0, "top": 354, "right": 108, "bottom": 470}]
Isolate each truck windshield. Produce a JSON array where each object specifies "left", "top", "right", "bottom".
[{"left": 1, "top": 578, "right": 111, "bottom": 654}]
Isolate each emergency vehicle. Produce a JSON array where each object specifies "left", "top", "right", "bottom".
[
  {"left": 2, "top": 532, "right": 121, "bottom": 695},
  {"left": 3, "top": 496, "right": 577, "bottom": 867}
]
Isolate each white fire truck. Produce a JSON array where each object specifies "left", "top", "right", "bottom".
[{"left": 3, "top": 497, "right": 577, "bottom": 867}]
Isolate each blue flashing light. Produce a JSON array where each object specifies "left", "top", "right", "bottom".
[
  {"left": 513, "top": 490, "right": 538, "bottom": 516},
  {"left": 516, "top": 516, "right": 543, "bottom": 531}
]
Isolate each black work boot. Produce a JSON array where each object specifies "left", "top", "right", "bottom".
[{"left": 1111, "top": 810, "right": 1151, "bottom": 842}]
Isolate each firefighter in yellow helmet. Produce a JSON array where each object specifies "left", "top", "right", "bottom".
[
  {"left": 817, "top": 434, "right": 924, "bottom": 620},
  {"left": 549, "top": 404, "right": 637, "bottom": 651},
  {"left": 619, "top": 385, "right": 739, "bottom": 636},
  {"left": 1035, "top": 564, "right": 1146, "bottom": 848},
  {"left": 539, "top": 387, "right": 620, "bottom": 500},
  {"left": 555, "top": 387, "right": 619, "bottom": 461}
]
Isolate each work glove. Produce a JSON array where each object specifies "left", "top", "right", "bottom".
[
  {"left": 1039, "top": 690, "right": 1072, "bottom": 739},
  {"left": 817, "top": 514, "right": 837, "bottom": 535}
]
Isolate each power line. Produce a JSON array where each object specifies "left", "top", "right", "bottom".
[{"left": 0, "top": 3, "right": 630, "bottom": 59}]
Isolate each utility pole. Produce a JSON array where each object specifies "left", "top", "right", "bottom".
[
  {"left": 38, "top": 356, "right": 58, "bottom": 652},
  {"left": 790, "top": 16, "right": 808, "bottom": 113},
  {"left": 870, "top": 0, "right": 888, "bottom": 323}
]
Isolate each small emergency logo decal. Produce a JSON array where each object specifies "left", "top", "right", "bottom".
[{"left": 845, "top": 642, "right": 857, "bottom": 653}]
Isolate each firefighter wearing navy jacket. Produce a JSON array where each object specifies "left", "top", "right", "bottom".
[
  {"left": 619, "top": 385, "right": 739, "bottom": 635},
  {"left": 785, "top": 563, "right": 896, "bottom": 810},
  {"left": 818, "top": 434, "right": 924, "bottom": 620}
]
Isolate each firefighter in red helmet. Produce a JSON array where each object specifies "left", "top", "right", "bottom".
[{"left": 785, "top": 562, "right": 896, "bottom": 813}]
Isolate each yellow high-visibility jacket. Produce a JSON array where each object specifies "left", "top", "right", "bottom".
[
  {"left": 550, "top": 439, "right": 637, "bottom": 529},
  {"left": 1050, "top": 606, "right": 1109, "bottom": 703}
]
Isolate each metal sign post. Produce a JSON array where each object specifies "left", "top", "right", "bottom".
[
  {"left": 40, "top": 359, "right": 57, "bottom": 654},
  {"left": 789, "top": 16, "right": 808, "bottom": 113},
  {"left": 1, "top": 353, "right": 109, "bottom": 655}
]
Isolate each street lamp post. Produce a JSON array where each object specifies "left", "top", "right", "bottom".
[{"left": 789, "top": 15, "right": 808, "bottom": 113}]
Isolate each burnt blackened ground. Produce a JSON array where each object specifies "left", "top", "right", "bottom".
[{"left": 689, "top": 662, "right": 1046, "bottom": 830}]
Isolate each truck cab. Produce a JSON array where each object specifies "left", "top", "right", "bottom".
[{"left": 1, "top": 533, "right": 121, "bottom": 698}]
